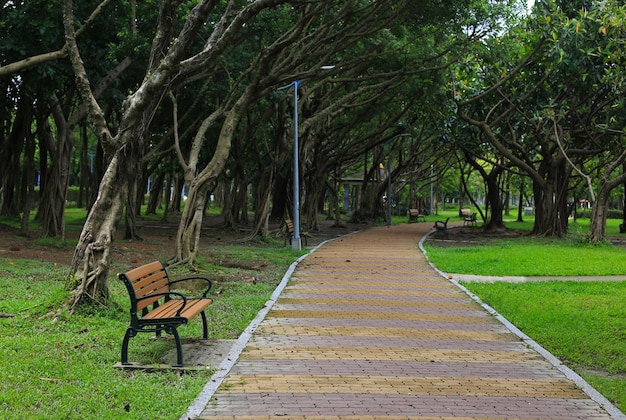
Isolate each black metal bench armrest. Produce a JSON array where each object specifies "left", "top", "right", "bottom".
[{"left": 169, "top": 276, "right": 213, "bottom": 298}]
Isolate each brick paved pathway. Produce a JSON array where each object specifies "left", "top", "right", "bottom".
[{"left": 194, "top": 223, "right": 621, "bottom": 419}]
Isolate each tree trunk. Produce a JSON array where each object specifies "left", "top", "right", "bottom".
[
  {"left": 1, "top": 97, "right": 30, "bottom": 217},
  {"left": 171, "top": 173, "right": 185, "bottom": 214},
  {"left": 146, "top": 171, "right": 166, "bottom": 214},
  {"left": 270, "top": 174, "right": 288, "bottom": 221},
  {"left": 20, "top": 125, "right": 36, "bottom": 236},
  {"left": 68, "top": 152, "right": 133, "bottom": 307},
  {"left": 531, "top": 159, "right": 569, "bottom": 237},
  {"left": 246, "top": 168, "right": 275, "bottom": 240},
  {"left": 589, "top": 186, "right": 610, "bottom": 243},
  {"left": 483, "top": 173, "right": 505, "bottom": 231},
  {"left": 174, "top": 89, "right": 251, "bottom": 264},
  {"left": 39, "top": 99, "right": 74, "bottom": 238},
  {"left": 174, "top": 180, "right": 209, "bottom": 265},
  {"left": 517, "top": 178, "right": 525, "bottom": 222},
  {"left": 589, "top": 168, "right": 626, "bottom": 242},
  {"left": 124, "top": 164, "right": 146, "bottom": 240},
  {"left": 248, "top": 129, "right": 290, "bottom": 239}
]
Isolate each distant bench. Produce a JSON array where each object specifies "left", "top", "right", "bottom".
[
  {"left": 463, "top": 212, "right": 478, "bottom": 226},
  {"left": 118, "top": 261, "right": 213, "bottom": 367},
  {"left": 284, "top": 219, "right": 309, "bottom": 246},
  {"left": 460, "top": 208, "right": 472, "bottom": 218},
  {"left": 433, "top": 217, "right": 449, "bottom": 234},
  {"left": 407, "top": 209, "right": 426, "bottom": 223}
]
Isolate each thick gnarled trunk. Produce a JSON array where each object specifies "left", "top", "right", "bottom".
[
  {"left": 530, "top": 159, "right": 569, "bottom": 237},
  {"left": 68, "top": 153, "right": 132, "bottom": 307},
  {"left": 175, "top": 181, "right": 209, "bottom": 265},
  {"left": 173, "top": 93, "right": 248, "bottom": 265}
]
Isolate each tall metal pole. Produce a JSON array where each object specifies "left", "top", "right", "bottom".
[{"left": 292, "top": 80, "right": 302, "bottom": 250}]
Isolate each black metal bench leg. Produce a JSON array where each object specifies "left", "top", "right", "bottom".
[
  {"left": 171, "top": 328, "right": 184, "bottom": 367},
  {"left": 200, "top": 311, "right": 208, "bottom": 339},
  {"left": 121, "top": 328, "right": 134, "bottom": 365}
]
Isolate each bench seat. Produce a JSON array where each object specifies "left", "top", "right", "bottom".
[{"left": 140, "top": 298, "right": 209, "bottom": 322}]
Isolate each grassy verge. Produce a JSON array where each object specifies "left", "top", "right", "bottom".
[
  {"left": 423, "top": 224, "right": 626, "bottom": 413},
  {"left": 424, "top": 235, "right": 626, "bottom": 276},
  {"left": 0, "top": 245, "right": 300, "bottom": 419}
]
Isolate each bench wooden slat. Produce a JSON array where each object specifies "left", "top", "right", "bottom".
[
  {"left": 134, "top": 271, "right": 167, "bottom": 288},
  {"left": 136, "top": 280, "right": 169, "bottom": 297},
  {"left": 143, "top": 298, "right": 212, "bottom": 320},
  {"left": 124, "top": 261, "right": 164, "bottom": 282},
  {"left": 134, "top": 273, "right": 170, "bottom": 310}
]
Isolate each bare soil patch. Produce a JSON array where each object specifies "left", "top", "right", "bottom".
[
  {"left": 424, "top": 226, "right": 526, "bottom": 248},
  {"left": 0, "top": 216, "right": 368, "bottom": 270}
]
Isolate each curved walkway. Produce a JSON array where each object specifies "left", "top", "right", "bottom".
[{"left": 188, "top": 223, "right": 624, "bottom": 419}]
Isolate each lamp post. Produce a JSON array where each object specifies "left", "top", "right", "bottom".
[
  {"left": 279, "top": 67, "right": 336, "bottom": 250},
  {"left": 291, "top": 80, "right": 302, "bottom": 250},
  {"left": 278, "top": 80, "right": 303, "bottom": 250}
]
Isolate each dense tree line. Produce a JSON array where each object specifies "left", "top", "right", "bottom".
[{"left": 3, "top": 0, "right": 626, "bottom": 308}]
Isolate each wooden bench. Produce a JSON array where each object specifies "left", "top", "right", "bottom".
[
  {"left": 433, "top": 217, "right": 450, "bottom": 234},
  {"left": 460, "top": 208, "right": 472, "bottom": 218},
  {"left": 463, "top": 212, "right": 478, "bottom": 226},
  {"left": 118, "top": 261, "right": 213, "bottom": 367},
  {"left": 284, "top": 219, "right": 309, "bottom": 246},
  {"left": 407, "top": 209, "right": 426, "bottom": 223}
]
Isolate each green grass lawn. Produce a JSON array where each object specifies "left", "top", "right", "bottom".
[
  {"left": 424, "top": 235, "right": 626, "bottom": 276},
  {"left": 0, "top": 245, "right": 297, "bottom": 420}
]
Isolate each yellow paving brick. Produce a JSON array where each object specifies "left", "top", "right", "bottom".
[
  {"left": 239, "top": 345, "right": 543, "bottom": 364},
  {"left": 220, "top": 374, "right": 587, "bottom": 399},
  {"left": 255, "top": 324, "right": 513, "bottom": 341},
  {"left": 289, "top": 279, "right": 456, "bottom": 289},
  {"left": 283, "top": 287, "right": 463, "bottom": 298},
  {"left": 276, "top": 297, "right": 477, "bottom": 310},
  {"left": 266, "top": 309, "right": 490, "bottom": 324}
]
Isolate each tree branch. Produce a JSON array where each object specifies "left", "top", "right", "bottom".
[
  {"left": 62, "top": 0, "right": 113, "bottom": 148},
  {"left": 0, "top": 0, "right": 115, "bottom": 78}
]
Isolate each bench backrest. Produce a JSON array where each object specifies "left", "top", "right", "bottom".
[
  {"left": 119, "top": 261, "right": 170, "bottom": 312},
  {"left": 285, "top": 219, "right": 295, "bottom": 235}
]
